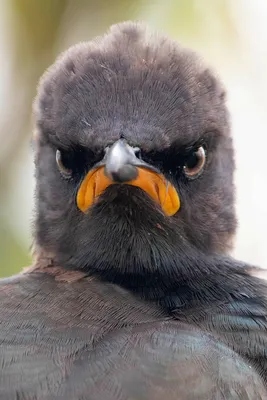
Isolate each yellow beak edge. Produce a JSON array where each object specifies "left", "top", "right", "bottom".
[{"left": 77, "top": 166, "right": 180, "bottom": 216}]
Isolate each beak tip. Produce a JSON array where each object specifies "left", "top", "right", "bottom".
[{"left": 104, "top": 165, "right": 138, "bottom": 183}]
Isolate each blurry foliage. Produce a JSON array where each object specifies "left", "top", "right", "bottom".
[
  {"left": 0, "top": 0, "right": 143, "bottom": 277},
  {"left": 0, "top": 0, "right": 237, "bottom": 277},
  {"left": 0, "top": 222, "right": 30, "bottom": 276}
]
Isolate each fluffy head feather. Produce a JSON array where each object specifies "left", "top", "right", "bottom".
[{"left": 33, "top": 21, "right": 236, "bottom": 289}]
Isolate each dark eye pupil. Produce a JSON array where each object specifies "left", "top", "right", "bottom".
[
  {"left": 183, "top": 146, "right": 206, "bottom": 179},
  {"left": 61, "top": 152, "right": 72, "bottom": 170},
  {"left": 56, "top": 149, "right": 73, "bottom": 177},
  {"left": 185, "top": 151, "right": 199, "bottom": 169}
]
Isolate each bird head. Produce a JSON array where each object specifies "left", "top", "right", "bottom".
[{"left": 33, "top": 22, "right": 236, "bottom": 285}]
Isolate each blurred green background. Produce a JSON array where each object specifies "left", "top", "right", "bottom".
[{"left": 1, "top": 0, "right": 267, "bottom": 277}]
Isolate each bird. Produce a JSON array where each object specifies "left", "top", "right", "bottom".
[{"left": 0, "top": 21, "right": 267, "bottom": 399}]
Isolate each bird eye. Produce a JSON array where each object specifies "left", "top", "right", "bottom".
[
  {"left": 56, "top": 150, "right": 73, "bottom": 178},
  {"left": 183, "top": 146, "right": 206, "bottom": 179}
]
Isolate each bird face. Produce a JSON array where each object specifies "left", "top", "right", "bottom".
[
  {"left": 33, "top": 22, "right": 236, "bottom": 282},
  {"left": 75, "top": 139, "right": 180, "bottom": 216}
]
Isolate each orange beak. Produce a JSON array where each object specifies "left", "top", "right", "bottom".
[{"left": 76, "top": 140, "right": 180, "bottom": 216}]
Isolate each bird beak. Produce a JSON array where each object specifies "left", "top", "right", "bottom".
[{"left": 76, "top": 140, "right": 180, "bottom": 216}]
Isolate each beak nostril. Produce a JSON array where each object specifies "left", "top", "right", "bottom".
[{"left": 133, "top": 147, "right": 141, "bottom": 160}]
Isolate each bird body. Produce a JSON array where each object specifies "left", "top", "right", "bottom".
[
  {"left": 1, "top": 21, "right": 267, "bottom": 399},
  {"left": 1, "top": 261, "right": 267, "bottom": 399}
]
